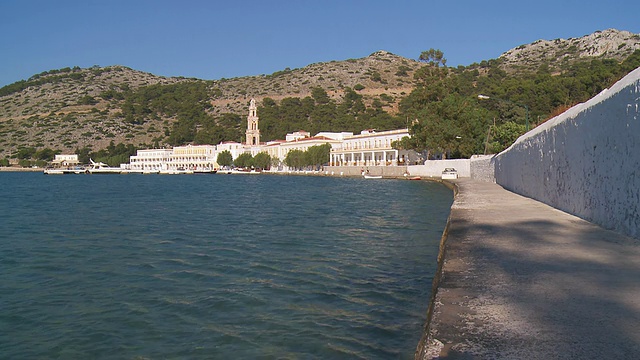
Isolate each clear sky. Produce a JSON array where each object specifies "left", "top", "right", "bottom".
[{"left": 1, "top": 0, "right": 639, "bottom": 87}]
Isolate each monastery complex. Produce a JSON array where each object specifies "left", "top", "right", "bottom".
[{"left": 126, "top": 99, "right": 416, "bottom": 172}]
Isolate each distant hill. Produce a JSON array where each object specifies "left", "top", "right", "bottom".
[
  {"left": 498, "top": 29, "right": 640, "bottom": 73},
  {"left": 1, "top": 28, "right": 639, "bottom": 160}
]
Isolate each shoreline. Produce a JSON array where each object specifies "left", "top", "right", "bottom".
[{"left": 0, "top": 167, "right": 42, "bottom": 172}]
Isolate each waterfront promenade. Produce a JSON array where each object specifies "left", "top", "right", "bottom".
[{"left": 420, "top": 179, "right": 640, "bottom": 359}]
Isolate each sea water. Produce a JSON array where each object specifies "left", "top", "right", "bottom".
[{"left": 0, "top": 172, "right": 452, "bottom": 359}]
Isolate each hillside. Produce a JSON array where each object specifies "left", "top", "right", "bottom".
[
  {"left": 1, "top": 29, "right": 640, "bottom": 161},
  {"left": 498, "top": 29, "right": 640, "bottom": 73},
  {"left": 0, "top": 51, "right": 423, "bottom": 159}
]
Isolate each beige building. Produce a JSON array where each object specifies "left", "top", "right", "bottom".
[{"left": 169, "top": 144, "right": 218, "bottom": 170}]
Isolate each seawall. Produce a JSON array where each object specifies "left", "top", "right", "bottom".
[{"left": 495, "top": 67, "right": 640, "bottom": 239}]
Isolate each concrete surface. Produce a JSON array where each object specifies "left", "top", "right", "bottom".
[{"left": 417, "top": 179, "right": 640, "bottom": 359}]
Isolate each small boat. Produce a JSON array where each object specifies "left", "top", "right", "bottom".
[
  {"left": 159, "top": 167, "right": 194, "bottom": 175},
  {"left": 193, "top": 169, "right": 218, "bottom": 174},
  {"left": 363, "top": 174, "right": 382, "bottom": 179},
  {"left": 43, "top": 168, "right": 65, "bottom": 175},
  {"left": 406, "top": 176, "right": 421, "bottom": 180}
]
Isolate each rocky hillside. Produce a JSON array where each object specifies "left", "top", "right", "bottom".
[
  {"left": 0, "top": 51, "right": 423, "bottom": 158},
  {"left": 1, "top": 29, "right": 639, "bottom": 159},
  {"left": 499, "top": 29, "right": 640, "bottom": 73},
  {"left": 210, "top": 50, "right": 420, "bottom": 114}
]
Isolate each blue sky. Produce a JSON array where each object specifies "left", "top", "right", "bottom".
[{"left": 1, "top": 0, "right": 639, "bottom": 87}]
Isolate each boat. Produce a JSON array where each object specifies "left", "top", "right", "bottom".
[
  {"left": 43, "top": 168, "right": 65, "bottom": 175},
  {"left": 86, "top": 159, "right": 123, "bottom": 174},
  {"left": 229, "top": 168, "right": 261, "bottom": 175},
  {"left": 363, "top": 174, "right": 383, "bottom": 179},
  {"left": 406, "top": 176, "right": 422, "bottom": 180},
  {"left": 159, "top": 167, "right": 194, "bottom": 175},
  {"left": 44, "top": 165, "right": 87, "bottom": 175},
  {"left": 193, "top": 169, "right": 218, "bottom": 174}
]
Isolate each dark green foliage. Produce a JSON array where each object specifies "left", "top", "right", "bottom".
[
  {"left": 78, "top": 95, "right": 98, "bottom": 105},
  {"left": 216, "top": 150, "right": 233, "bottom": 167},
  {"left": 14, "top": 147, "right": 36, "bottom": 159},
  {"left": 253, "top": 152, "right": 271, "bottom": 170},
  {"left": 398, "top": 49, "right": 640, "bottom": 157},
  {"left": 305, "top": 143, "right": 331, "bottom": 169},
  {"left": 89, "top": 141, "right": 137, "bottom": 167},
  {"left": 35, "top": 148, "right": 58, "bottom": 161},
  {"left": 257, "top": 87, "right": 401, "bottom": 142},
  {"left": 115, "top": 81, "right": 242, "bottom": 146},
  {"left": 0, "top": 158, "right": 9, "bottom": 167},
  {"left": 233, "top": 152, "right": 253, "bottom": 168},
  {"left": 75, "top": 146, "right": 92, "bottom": 164},
  {"left": 284, "top": 149, "right": 306, "bottom": 170},
  {"left": 283, "top": 143, "right": 331, "bottom": 170}
]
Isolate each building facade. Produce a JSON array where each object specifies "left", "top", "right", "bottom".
[{"left": 329, "top": 128, "right": 411, "bottom": 166}]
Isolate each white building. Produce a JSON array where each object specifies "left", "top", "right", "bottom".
[
  {"left": 128, "top": 149, "right": 173, "bottom": 171},
  {"left": 330, "top": 128, "right": 411, "bottom": 166},
  {"left": 52, "top": 154, "right": 79, "bottom": 167},
  {"left": 216, "top": 141, "right": 246, "bottom": 160}
]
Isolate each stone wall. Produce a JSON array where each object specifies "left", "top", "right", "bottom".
[
  {"left": 469, "top": 155, "right": 496, "bottom": 183},
  {"left": 495, "top": 67, "right": 640, "bottom": 239},
  {"left": 326, "top": 159, "right": 473, "bottom": 179}
]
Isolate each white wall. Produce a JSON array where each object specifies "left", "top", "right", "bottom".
[
  {"left": 495, "top": 67, "right": 640, "bottom": 239},
  {"left": 409, "top": 159, "right": 471, "bottom": 178}
]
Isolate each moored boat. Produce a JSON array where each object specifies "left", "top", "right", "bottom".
[{"left": 87, "top": 159, "right": 123, "bottom": 174}]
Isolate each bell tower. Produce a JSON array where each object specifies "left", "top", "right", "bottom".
[{"left": 245, "top": 98, "right": 260, "bottom": 146}]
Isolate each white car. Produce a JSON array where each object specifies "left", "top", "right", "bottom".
[{"left": 441, "top": 168, "right": 458, "bottom": 179}]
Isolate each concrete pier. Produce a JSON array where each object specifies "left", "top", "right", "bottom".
[{"left": 418, "top": 179, "right": 640, "bottom": 359}]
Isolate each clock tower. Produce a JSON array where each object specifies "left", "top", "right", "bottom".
[{"left": 245, "top": 98, "right": 260, "bottom": 146}]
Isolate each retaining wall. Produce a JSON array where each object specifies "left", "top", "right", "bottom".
[{"left": 495, "top": 66, "right": 640, "bottom": 239}]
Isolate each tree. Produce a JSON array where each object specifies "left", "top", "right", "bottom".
[
  {"left": 0, "top": 158, "right": 10, "bottom": 167},
  {"left": 284, "top": 149, "right": 306, "bottom": 170},
  {"left": 35, "top": 148, "right": 57, "bottom": 161},
  {"left": 233, "top": 152, "right": 254, "bottom": 168},
  {"left": 78, "top": 95, "right": 98, "bottom": 105},
  {"left": 75, "top": 146, "right": 92, "bottom": 164},
  {"left": 306, "top": 143, "right": 331, "bottom": 170},
  {"left": 419, "top": 48, "right": 447, "bottom": 67},
  {"left": 253, "top": 152, "right": 271, "bottom": 170},
  {"left": 217, "top": 150, "right": 233, "bottom": 168}
]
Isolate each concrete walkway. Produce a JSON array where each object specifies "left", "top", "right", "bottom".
[{"left": 419, "top": 179, "right": 640, "bottom": 359}]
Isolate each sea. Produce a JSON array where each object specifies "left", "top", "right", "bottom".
[{"left": 0, "top": 172, "right": 453, "bottom": 359}]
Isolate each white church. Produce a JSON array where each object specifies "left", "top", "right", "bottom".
[{"left": 126, "top": 98, "right": 413, "bottom": 172}]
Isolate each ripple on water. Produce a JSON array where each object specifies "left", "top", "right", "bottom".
[{"left": 0, "top": 173, "right": 452, "bottom": 359}]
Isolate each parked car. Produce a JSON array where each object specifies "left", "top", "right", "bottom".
[{"left": 441, "top": 168, "right": 458, "bottom": 179}]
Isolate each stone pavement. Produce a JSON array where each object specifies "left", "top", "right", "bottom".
[{"left": 418, "top": 179, "right": 640, "bottom": 359}]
